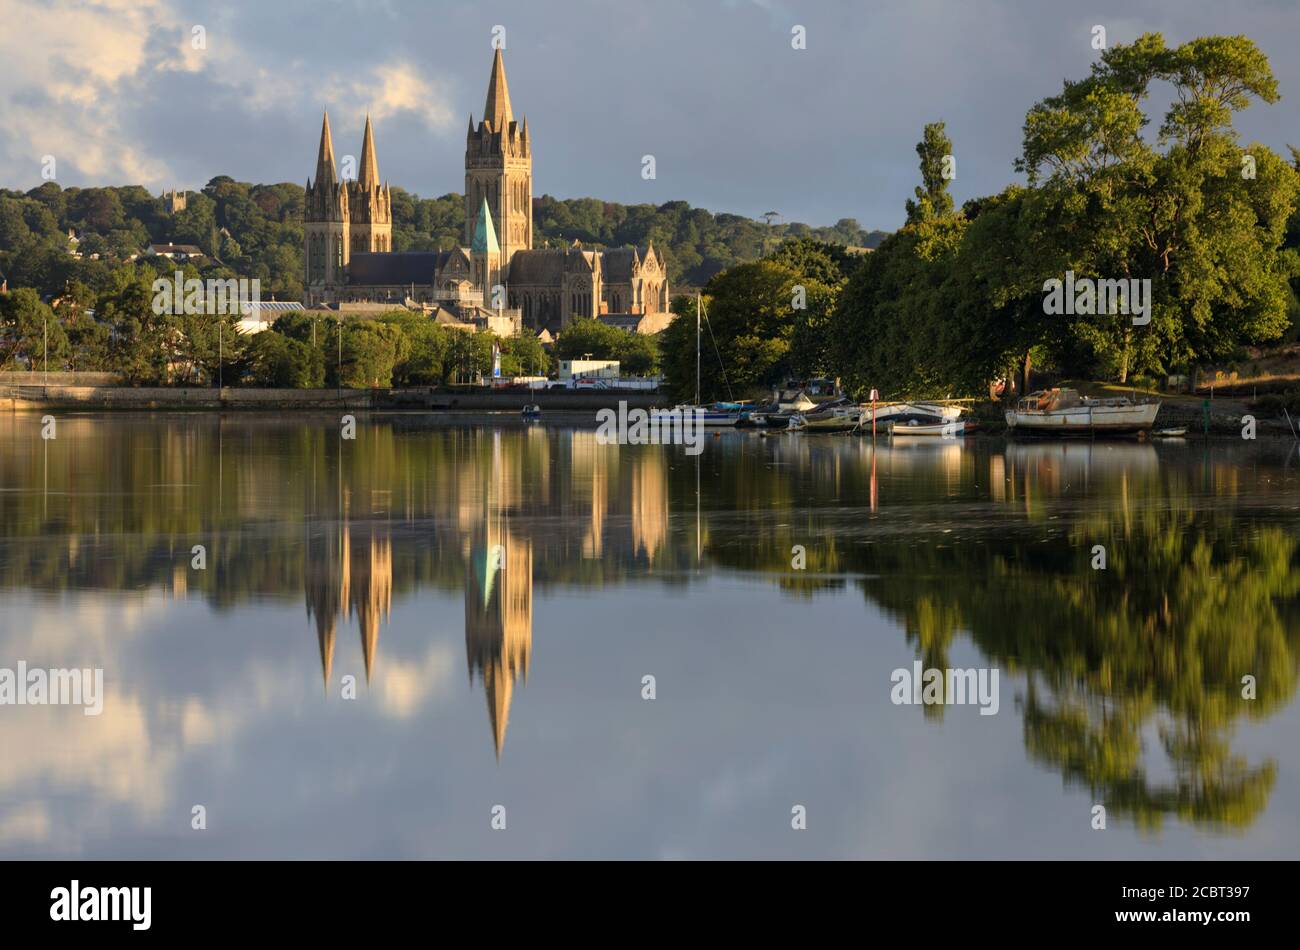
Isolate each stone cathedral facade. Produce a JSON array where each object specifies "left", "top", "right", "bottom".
[{"left": 302, "top": 50, "right": 670, "bottom": 335}]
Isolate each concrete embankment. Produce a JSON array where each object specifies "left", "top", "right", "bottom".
[{"left": 1, "top": 385, "right": 667, "bottom": 413}]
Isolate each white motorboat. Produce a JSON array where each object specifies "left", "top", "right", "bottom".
[
  {"left": 788, "top": 397, "right": 864, "bottom": 432},
  {"left": 1006, "top": 388, "right": 1160, "bottom": 435},
  {"left": 866, "top": 401, "right": 963, "bottom": 426},
  {"left": 750, "top": 389, "right": 818, "bottom": 427}
]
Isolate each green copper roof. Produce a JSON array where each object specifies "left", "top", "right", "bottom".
[{"left": 472, "top": 197, "right": 499, "bottom": 255}]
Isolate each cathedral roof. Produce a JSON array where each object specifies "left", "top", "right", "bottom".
[
  {"left": 347, "top": 251, "right": 448, "bottom": 285},
  {"left": 602, "top": 246, "right": 646, "bottom": 283},
  {"left": 472, "top": 197, "right": 500, "bottom": 255},
  {"left": 483, "top": 48, "right": 513, "bottom": 132},
  {"left": 506, "top": 249, "right": 566, "bottom": 283}
]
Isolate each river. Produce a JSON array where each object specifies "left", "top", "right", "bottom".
[{"left": 1, "top": 413, "right": 1297, "bottom": 858}]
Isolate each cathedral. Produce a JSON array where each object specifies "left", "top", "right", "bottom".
[{"left": 302, "top": 50, "right": 671, "bottom": 336}]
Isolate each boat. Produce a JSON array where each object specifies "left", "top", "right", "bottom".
[
  {"left": 521, "top": 404, "right": 542, "bottom": 420},
  {"left": 890, "top": 418, "right": 967, "bottom": 437},
  {"left": 676, "top": 292, "right": 745, "bottom": 426},
  {"left": 1154, "top": 426, "right": 1187, "bottom": 437},
  {"left": 865, "top": 401, "right": 963, "bottom": 427},
  {"left": 677, "top": 404, "right": 744, "bottom": 426},
  {"left": 1005, "top": 388, "right": 1160, "bottom": 436},
  {"left": 788, "top": 396, "right": 864, "bottom": 432},
  {"left": 749, "top": 388, "right": 817, "bottom": 427}
]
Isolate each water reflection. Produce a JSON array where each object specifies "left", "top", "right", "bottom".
[{"left": 1, "top": 414, "right": 1298, "bottom": 847}]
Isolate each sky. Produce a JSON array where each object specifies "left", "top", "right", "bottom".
[{"left": 0, "top": 0, "right": 1297, "bottom": 232}]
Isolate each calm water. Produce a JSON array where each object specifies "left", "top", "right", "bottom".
[{"left": 1, "top": 412, "right": 1298, "bottom": 859}]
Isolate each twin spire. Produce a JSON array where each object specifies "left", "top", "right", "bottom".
[
  {"left": 314, "top": 111, "right": 338, "bottom": 189},
  {"left": 310, "top": 110, "right": 382, "bottom": 191}
]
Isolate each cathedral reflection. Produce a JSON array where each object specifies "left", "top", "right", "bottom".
[
  {"left": 304, "top": 513, "right": 394, "bottom": 690},
  {"left": 465, "top": 521, "right": 533, "bottom": 759}
]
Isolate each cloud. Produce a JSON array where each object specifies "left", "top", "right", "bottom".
[
  {"left": 377, "top": 643, "right": 456, "bottom": 719},
  {"left": 0, "top": 0, "right": 454, "bottom": 191}
]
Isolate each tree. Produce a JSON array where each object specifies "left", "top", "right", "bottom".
[
  {"left": 554, "top": 317, "right": 626, "bottom": 362},
  {"left": 101, "top": 270, "right": 178, "bottom": 384},
  {"left": 905, "top": 122, "right": 955, "bottom": 224},
  {"left": 0, "top": 287, "right": 68, "bottom": 371},
  {"left": 442, "top": 329, "right": 492, "bottom": 384},
  {"left": 499, "top": 331, "right": 550, "bottom": 377},
  {"left": 240, "top": 331, "right": 324, "bottom": 388},
  {"left": 660, "top": 260, "right": 801, "bottom": 401},
  {"left": 1016, "top": 33, "right": 1298, "bottom": 381},
  {"left": 327, "top": 320, "right": 408, "bottom": 388}
]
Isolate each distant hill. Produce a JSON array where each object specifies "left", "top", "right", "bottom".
[{"left": 0, "top": 178, "right": 889, "bottom": 300}]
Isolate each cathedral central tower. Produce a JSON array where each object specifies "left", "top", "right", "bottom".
[{"left": 465, "top": 49, "right": 532, "bottom": 269}]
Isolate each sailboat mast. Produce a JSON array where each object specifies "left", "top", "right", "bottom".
[{"left": 695, "top": 290, "right": 701, "bottom": 405}]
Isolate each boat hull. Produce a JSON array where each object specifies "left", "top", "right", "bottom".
[
  {"left": 790, "top": 409, "right": 863, "bottom": 432},
  {"left": 891, "top": 420, "right": 966, "bottom": 437},
  {"left": 1005, "top": 402, "right": 1159, "bottom": 435}
]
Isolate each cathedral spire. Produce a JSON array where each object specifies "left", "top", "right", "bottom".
[
  {"left": 472, "top": 196, "right": 500, "bottom": 255},
  {"left": 357, "top": 112, "right": 380, "bottom": 189},
  {"left": 314, "top": 111, "right": 338, "bottom": 188},
  {"left": 482, "top": 48, "right": 513, "bottom": 131}
]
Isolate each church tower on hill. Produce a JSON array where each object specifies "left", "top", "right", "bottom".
[{"left": 464, "top": 48, "right": 532, "bottom": 269}]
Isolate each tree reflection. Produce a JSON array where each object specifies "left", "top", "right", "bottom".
[{"left": 0, "top": 414, "right": 1296, "bottom": 826}]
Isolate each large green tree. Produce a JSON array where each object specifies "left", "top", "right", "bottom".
[
  {"left": 1017, "top": 33, "right": 1300, "bottom": 381},
  {"left": 0, "top": 287, "right": 69, "bottom": 372}
]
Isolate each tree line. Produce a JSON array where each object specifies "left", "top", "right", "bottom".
[
  {"left": 0, "top": 260, "right": 549, "bottom": 388},
  {"left": 662, "top": 34, "right": 1300, "bottom": 402},
  {"left": 0, "top": 178, "right": 887, "bottom": 307}
]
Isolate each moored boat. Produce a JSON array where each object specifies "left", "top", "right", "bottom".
[
  {"left": 788, "top": 396, "right": 864, "bottom": 432},
  {"left": 866, "top": 401, "right": 964, "bottom": 427},
  {"left": 1006, "top": 388, "right": 1159, "bottom": 436},
  {"left": 674, "top": 403, "right": 744, "bottom": 426},
  {"left": 750, "top": 389, "right": 817, "bottom": 428},
  {"left": 890, "top": 418, "right": 967, "bottom": 437}
]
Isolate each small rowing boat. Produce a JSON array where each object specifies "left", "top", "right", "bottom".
[{"left": 889, "top": 419, "right": 967, "bottom": 437}]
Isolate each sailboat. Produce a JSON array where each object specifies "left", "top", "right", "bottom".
[{"left": 675, "top": 291, "right": 746, "bottom": 426}]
